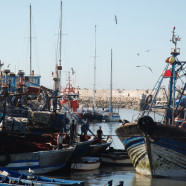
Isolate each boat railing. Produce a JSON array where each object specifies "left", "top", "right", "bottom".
[
  {"left": 132, "top": 109, "right": 165, "bottom": 123},
  {"left": 132, "top": 113, "right": 140, "bottom": 122}
]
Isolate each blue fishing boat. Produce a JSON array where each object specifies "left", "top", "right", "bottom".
[
  {"left": 115, "top": 27, "right": 186, "bottom": 178},
  {"left": 0, "top": 133, "right": 75, "bottom": 174},
  {"left": 1, "top": 72, "right": 41, "bottom": 88},
  {"left": 0, "top": 167, "right": 85, "bottom": 185}
]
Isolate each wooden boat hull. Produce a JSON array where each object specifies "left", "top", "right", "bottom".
[
  {"left": 71, "top": 157, "right": 100, "bottom": 171},
  {"left": 100, "top": 149, "right": 132, "bottom": 165},
  {"left": 87, "top": 138, "right": 113, "bottom": 156},
  {"left": 71, "top": 136, "right": 94, "bottom": 159},
  {"left": 115, "top": 121, "right": 186, "bottom": 178},
  {"left": 1, "top": 147, "right": 75, "bottom": 174},
  {"left": 101, "top": 156, "right": 131, "bottom": 165}
]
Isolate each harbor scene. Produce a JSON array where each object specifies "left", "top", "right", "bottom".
[
  {"left": 0, "top": 0, "right": 186, "bottom": 186},
  {"left": 60, "top": 108, "right": 185, "bottom": 186}
]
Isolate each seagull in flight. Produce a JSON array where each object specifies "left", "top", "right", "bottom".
[
  {"left": 136, "top": 65, "right": 153, "bottom": 73},
  {"left": 145, "top": 49, "right": 151, "bottom": 52},
  {"left": 117, "top": 89, "right": 123, "bottom": 93},
  {"left": 71, "top": 67, "right": 75, "bottom": 75},
  {"left": 137, "top": 53, "right": 140, "bottom": 56},
  {"left": 114, "top": 15, "right": 118, "bottom": 24}
]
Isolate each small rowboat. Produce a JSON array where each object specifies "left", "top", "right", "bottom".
[
  {"left": 100, "top": 148, "right": 132, "bottom": 165},
  {"left": 87, "top": 137, "right": 113, "bottom": 156},
  {"left": 0, "top": 167, "right": 85, "bottom": 185},
  {"left": 71, "top": 157, "right": 100, "bottom": 171}
]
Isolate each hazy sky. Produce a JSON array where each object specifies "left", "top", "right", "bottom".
[{"left": 0, "top": 0, "right": 186, "bottom": 90}]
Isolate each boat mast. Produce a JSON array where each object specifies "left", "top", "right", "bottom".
[
  {"left": 0, "top": 60, "right": 4, "bottom": 90},
  {"left": 29, "top": 4, "right": 32, "bottom": 76},
  {"left": 167, "top": 27, "right": 181, "bottom": 125},
  {"left": 53, "top": 1, "right": 62, "bottom": 92},
  {"left": 67, "top": 70, "right": 72, "bottom": 92},
  {"left": 93, "top": 25, "right": 96, "bottom": 111},
  {"left": 109, "top": 49, "right": 113, "bottom": 111},
  {"left": 59, "top": 1, "right": 62, "bottom": 90}
]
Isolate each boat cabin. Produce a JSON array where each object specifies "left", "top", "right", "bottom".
[{"left": 1, "top": 71, "right": 40, "bottom": 92}]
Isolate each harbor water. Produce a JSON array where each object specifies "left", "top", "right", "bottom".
[{"left": 51, "top": 108, "right": 186, "bottom": 186}]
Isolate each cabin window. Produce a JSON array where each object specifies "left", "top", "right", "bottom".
[
  {"left": 25, "top": 77, "right": 29, "bottom": 82},
  {"left": 35, "top": 78, "right": 40, "bottom": 85}
]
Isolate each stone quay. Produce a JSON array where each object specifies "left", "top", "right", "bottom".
[{"left": 78, "top": 89, "right": 167, "bottom": 111}]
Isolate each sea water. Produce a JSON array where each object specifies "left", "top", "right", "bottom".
[{"left": 52, "top": 108, "right": 186, "bottom": 186}]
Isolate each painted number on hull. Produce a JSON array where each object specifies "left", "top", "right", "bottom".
[{"left": 157, "top": 155, "right": 172, "bottom": 168}]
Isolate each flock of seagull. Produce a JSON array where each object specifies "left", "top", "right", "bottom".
[
  {"left": 136, "top": 49, "right": 152, "bottom": 73},
  {"left": 114, "top": 15, "right": 152, "bottom": 73}
]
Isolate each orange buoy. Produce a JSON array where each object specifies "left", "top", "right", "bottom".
[{"left": 165, "top": 57, "right": 170, "bottom": 63}]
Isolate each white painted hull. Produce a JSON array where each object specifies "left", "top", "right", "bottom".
[
  {"left": 103, "top": 113, "right": 120, "bottom": 122},
  {"left": 71, "top": 157, "right": 100, "bottom": 171},
  {"left": 2, "top": 147, "right": 75, "bottom": 174},
  {"left": 126, "top": 138, "right": 152, "bottom": 176}
]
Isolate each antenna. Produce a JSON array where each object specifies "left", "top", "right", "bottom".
[{"left": 170, "top": 27, "right": 181, "bottom": 55}]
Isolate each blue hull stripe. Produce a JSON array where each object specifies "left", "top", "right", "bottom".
[
  {"left": 7, "top": 163, "right": 66, "bottom": 170},
  {"left": 156, "top": 138, "right": 186, "bottom": 155},
  {"left": 124, "top": 136, "right": 145, "bottom": 149},
  {"left": 123, "top": 136, "right": 186, "bottom": 155},
  {"left": 8, "top": 165, "right": 40, "bottom": 170},
  {"left": 10, "top": 159, "right": 38, "bottom": 163}
]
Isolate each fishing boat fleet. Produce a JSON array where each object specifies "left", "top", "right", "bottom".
[
  {"left": 1, "top": 1, "right": 185, "bottom": 185},
  {"left": 115, "top": 27, "right": 186, "bottom": 178},
  {"left": 0, "top": 2, "right": 126, "bottom": 185}
]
